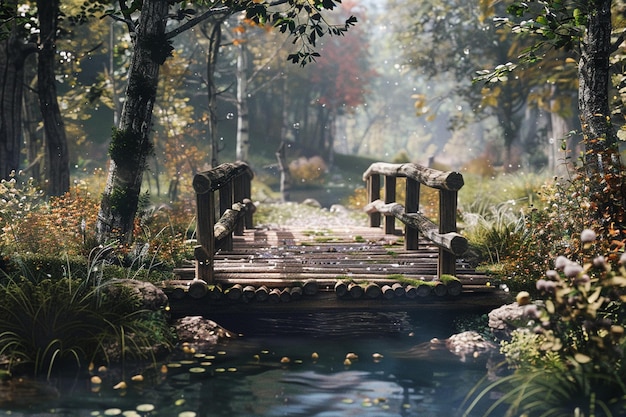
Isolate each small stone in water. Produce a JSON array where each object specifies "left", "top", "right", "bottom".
[
  {"left": 280, "top": 356, "right": 290, "bottom": 364},
  {"left": 178, "top": 412, "right": 197, "bottom": 417},
  {"left": 343, "top": 358, "right": 352, "bottom": 366},
  {"left": 131, "top": 374, "right": 144, "bottom": 382},
  {"left": 311, "top": 352, "right": 319, "bottom": 360},
  {"left": 103, "top": 408, "right": 122, "bottom": 416},
  {"left": 345, "top": 352, "right": 358, "bottom": 360},
  {"left": 91, "top": 376, "right": 102, "bottom": 385}
]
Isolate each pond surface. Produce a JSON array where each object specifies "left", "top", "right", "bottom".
[{"left": 1, "top": 311, "right": 495, "bottom": 417}]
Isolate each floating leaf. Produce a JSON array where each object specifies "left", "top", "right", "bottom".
[{"left": 136, "top": 404, "right": 155, "bottom": 413}]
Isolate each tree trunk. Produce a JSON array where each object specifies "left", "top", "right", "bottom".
[
  {"left": 36, "top": 0, "right": 70, "bottom": 196},
  {"left": 96, "top": 0, "right": 170, "bottom": 243},
  {"left": 578, "top": 0, "right": 626, "bottom": 232},
  {"left": 0, "top": 0, "right": 36, "bottom": 180},
  {"left": 204, "top": 18, "right": 222, "bottom": 168},
  {"left": 235, "top": 39, "right": 250, "bottom": 162},
  {"left": 22, "top": 57, "right": 44, "bottom": 182}
]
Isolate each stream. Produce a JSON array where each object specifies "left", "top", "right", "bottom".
[{"left": 0, "top": 310, "right": 497, "bottom": 417}]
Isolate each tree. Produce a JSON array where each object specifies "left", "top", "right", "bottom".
[
  {"left": 491, "top": 0, "right": 626, "bottom": 236},
  {"left": 390, "top": 0, "right": 579, "bottom": 170},
  {"left": 95, "top": 0, "right": 356, "bottom": 244},
  {"left": 36, "top": 0, "right": 70, "bottom": 196},
  {"left": 0, "top": 1, "right": 37, "bottom": 181}
]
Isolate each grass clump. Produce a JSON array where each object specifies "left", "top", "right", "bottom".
[{"left": 0, "top": 271, "right": 174, "bottom": 379}]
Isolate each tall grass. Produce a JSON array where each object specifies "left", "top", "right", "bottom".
[{"left": 0, "top": 248, "right": 174, "bottom": 379}]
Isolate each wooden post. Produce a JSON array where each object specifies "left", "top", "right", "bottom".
[
  {"left": 405, "top": 177, "right": 419, "bottom": 250},
  {"left": 242, "top": 174, "right": 253, "bottom": 229},
  {"left": 233, "top": 176, "right": 245, "bottom": 236},
  {"left": 195, "top": 192, "right": 215, "bottom": 283},
  {"left": 439, "top": 189, "right": 458, "bottom": 276},
  {"left": 367, "top": 175, "right": 381, "bottom": 227},
  {"left": 384, "top": 175, "right": 396, "bottom": 235}
]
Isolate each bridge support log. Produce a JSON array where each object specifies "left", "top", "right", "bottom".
[{"left": 364, "top": 199, "right": 467, "bottom": 256}]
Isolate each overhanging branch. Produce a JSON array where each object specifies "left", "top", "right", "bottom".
[{"left": 166, "top": 6, "right": 231, "bottom": 40}]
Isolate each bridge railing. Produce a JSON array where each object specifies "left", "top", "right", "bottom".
[
  {"left": 193, "top": 161, "right": 254, "bottom": 283},
  {"left": 362, "top": 162, "right": 467, "bottom": 276}
]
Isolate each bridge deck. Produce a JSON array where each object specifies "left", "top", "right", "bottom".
[{"left": 165, "top": 225, "right": 507, "bottom": 316}]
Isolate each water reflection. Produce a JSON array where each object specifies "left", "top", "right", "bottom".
[{"left": 0, "top": 310, "right": 491, "bottom": 417}]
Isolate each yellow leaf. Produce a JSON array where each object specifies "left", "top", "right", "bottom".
[{"left": 574, "top": 353, "right": 591, "bottom": 364}]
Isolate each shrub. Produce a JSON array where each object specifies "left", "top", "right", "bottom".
[
  {"left": 289, "top": 156, "right": 327, "bottom": 185},
  {"left": 463, "top": 230, "right": 626, "bottom": 417}
]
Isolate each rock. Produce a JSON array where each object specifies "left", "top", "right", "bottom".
[
  {"left": 329, "top": 204, "right": 349, "bottom": 214},
  {"left": 397, "top": 331, "right": 496, "bottom": 364},
  {"left": 173, "top": 316, "right": 236, "bottom": 351},
  {"left": 445, "top": 331, "right": 496, "bottom": 362},
  {"left": 488, "top": 301, "right": 537, "bottom": 339},
  {"left": 106, "top": 279, "right": 168, "bottom": 311},
  {"left": 302, "top": 198, "right": 322, "bottom": 208}
]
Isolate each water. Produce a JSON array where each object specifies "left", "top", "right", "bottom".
[{"left": 0, "top": 311, "right": 494, "bottom": 417}]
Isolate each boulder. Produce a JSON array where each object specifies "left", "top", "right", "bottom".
[
  {"left": 444, "top": 331, "right": 497, "bottom": 362},
  {"left": 488, "top": 301, "right": 539, "bottom": 340},
  {"left": 173, "top": 316, "right": 236, "bottom": 351},
  {"left": 105, "top": 279, "right": 168, "bottom": 311},
  {"left": 397, "top": 330, "right": 496, "bottom": 364}
]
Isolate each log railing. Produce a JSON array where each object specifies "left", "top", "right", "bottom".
[
  {"left": 363, "top": 162, "right": 467, "bottom": 276},
  {"left": 193, "top": 161, "right": 254, "bottom": 284}
]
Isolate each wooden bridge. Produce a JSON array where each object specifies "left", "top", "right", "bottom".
[{"left": 164, "top": 161, "right": 507, "bottom": 316}]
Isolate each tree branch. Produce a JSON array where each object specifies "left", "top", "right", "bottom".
[
  {"left": 116, "top": 0, "right": 135, "bottom": 33},
  {"left": 166, "top": 6, "right": 230, "bottom": 40},
  {"left": 611, "top": 33, "right": 625, "bottom": 54}
]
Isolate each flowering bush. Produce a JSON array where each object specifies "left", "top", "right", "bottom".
[
  {"left": 289, "top": 156, "right": 327, "bottom": 185},
  {"left": 528, "top": 229, "right": 626, "bottom": 371},
  {"left": 465, "top": 229, "right": 626, "bottom": 417}
]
